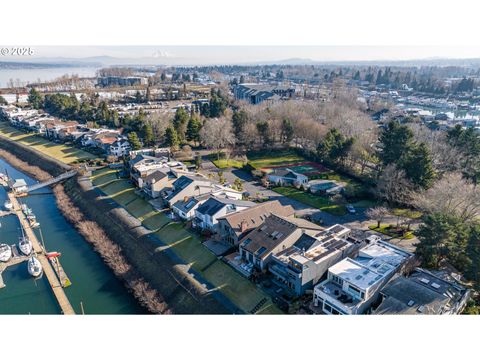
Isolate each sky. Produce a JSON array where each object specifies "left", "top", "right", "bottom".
[{"left": 6, "top": 46, "right": 480, "bottom": 65}]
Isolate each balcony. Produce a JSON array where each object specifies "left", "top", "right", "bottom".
[{"left": 316, "top": 281, "right": 361, "bottom": 308}]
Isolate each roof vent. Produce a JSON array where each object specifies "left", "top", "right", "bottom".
[
  {"left": 407, "top": 300, "right": 415, "bottom": 307},
  {"left": 431, "top": 282, "right": 441, "bottom": 289},
  {"left": 417, "top": 305, "right": 425, "bottom": 313}
]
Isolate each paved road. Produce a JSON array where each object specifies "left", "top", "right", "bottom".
[{"left": 200, "top": 160, "right": 369, "bottom": 228}]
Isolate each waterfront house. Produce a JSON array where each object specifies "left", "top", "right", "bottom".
[
  {"left": 109, "top": 139, "right": 131, "bottom": 158},
  {"left": 164, "top": 175, "right": 241, "bottom": 208},
  {"left": 129, "top": 154, "right": 187, "bottom": 188},
  {"left": 172, "top": 193, "right": 210, "bottom": 221},
  {"left": 374, "top": 268, "right": 470, "bottom": 315},
  {"left": 267, "top": 168, "right": 308, "bottom": 187},
  {"left": 172, "top": 187, "right": 244, "bottom": 221},
  {"left": 269, "top": 224, "right": 355, "bottom": 296},
  {"left": 217, "top": 200, "right": 295, "bottom": 247},
  {"left": 238, "top": 214, "right": 322, "bottom": 273},
  {"left": 193, "top": 197, "right": 255, "bottom": 232},
  {"left": 142, "top": 170, "right": 171, "bottom": 199},
  {"left": 312, "top": 240, "right": 413, "bottom": 315}
]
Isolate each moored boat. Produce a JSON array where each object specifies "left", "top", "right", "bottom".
[
  {"left": 18, "top": 236, "right": 33, "bottom": 256},
  {"left": 27, "top": 215, "right": 40, "bottom": 228},
  {"left": 27, "top": 256, "right": 42, "bottom": 277},
  {"left": 3, "top": 200, "right": 13, "bottom": 210},
  {"left": 0, "top": 243, "right": 12, "bottom": 262}
]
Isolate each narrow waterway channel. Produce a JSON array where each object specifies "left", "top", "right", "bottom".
[{"left": 0, "top": 158, "right": 146, "bottom": 314}]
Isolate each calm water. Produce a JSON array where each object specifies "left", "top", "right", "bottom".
[
  {"left": 0, "top": 66, "right": 99, "bottom": 88},
  {"left": 0, "top": 158, "right": 145, "bottom": 314}
]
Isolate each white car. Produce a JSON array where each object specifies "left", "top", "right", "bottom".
[{"left": 346, "top": 205, "right": 356, "bottom": 214}]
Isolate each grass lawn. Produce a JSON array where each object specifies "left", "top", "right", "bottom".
[
  {"left": 91, "top": 167, "right": 280, "bottom": 314},
  {"left": 0, "top": 122, "right": 97, "bottom": 164},
  {"left": 368, "top": 224, "right": 415, "bottom": 240},
  {"left": 392, "top": 208, "right": 423, "bottom": 219},
  {"left": 273, "top": 186, "right": 346, "bottom": 216},
  {"left": 247, "top": 150, "right": 305, "bottom": 169},
  {"left": 212, "top": 158, "right": 246, "bottom": 169},
  {"left": 350, "top": 199, "right": 378, "bottom": 208}
]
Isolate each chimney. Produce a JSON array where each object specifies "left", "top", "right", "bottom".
[
  {"left": 240, "top": 219, "right": 248, "bottom": 233},
  {"left": 184, "top": 196, "right": 189, "bottom": 203}
]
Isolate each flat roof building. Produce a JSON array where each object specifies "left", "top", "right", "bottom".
[
  {"left": 313, "top": 239, "right": 413, "bottom": 314},
  {"left": 269, "top": 224, "right": 355, "bottom": 296}
]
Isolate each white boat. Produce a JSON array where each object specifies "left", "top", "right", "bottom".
[
  {"left": 27, "top": 215, "right": 40, "bottom": 228},
  {"left": 0, "top": 243, "right": 12, "bottom": 262},
  {"left": 18, "top": 236, "right": 33, "bottom": 256},
  {"left": 3, "top": 200, "right": 13, "bottom": 210},
  {"left": 27, "top": 256, "right": 42, "bottom": 277}
]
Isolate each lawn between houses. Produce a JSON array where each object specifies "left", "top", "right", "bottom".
[
  {"left": 90, "top": 167, "right": 282, "bottom": 314},
  {"left": 0, "top": 122, "right": 97, "bottom": 164}
]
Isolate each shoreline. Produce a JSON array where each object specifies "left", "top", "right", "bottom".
[
  {"left": 0, "top": 145, "right": 169, "bottom": 314},
  {"left": 0, "top": 131, "right": 233, "bottom": 314}
]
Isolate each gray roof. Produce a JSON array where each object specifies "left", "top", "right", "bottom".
[
  {"left": 375, "top": 268, "right": 469, "bottom": 315},
  {"left": 144, "top": 170, "right": 167, "bottom": 183},
  {"left": 196, "top": 197, "right": 255, "bottom": 217},
  {"left": 240, "top": 214, "right": 300, "bottom": 260}
]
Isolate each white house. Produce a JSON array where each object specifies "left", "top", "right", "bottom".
[
  {"left": 109, "top": 139, "right": 131, "bottom": 157},
  {"left": 194, "top": 197, "right": 255, "bottom": 232},
  {"left": 312, "top": 240, "right": 413, "bottom": 315},
  {"left": 267, "top": 168, "right": 308, "bottom": 187}
]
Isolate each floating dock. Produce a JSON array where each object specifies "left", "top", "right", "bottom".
[
  {"left": 0, "top": 252, "right": 28, "bottom": 289},
  {"left": 5, "top": 191, "right": 75, "bottom": 315}
]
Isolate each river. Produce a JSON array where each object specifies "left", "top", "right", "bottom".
[
  {"left": 0, "top": 67, "right": 99, "bottom": 89},
  {"left": 0, "top": 158, "right": 145, "bottom": 314}
]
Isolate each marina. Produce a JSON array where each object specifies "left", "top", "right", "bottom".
[
  {"left": 0, "top": 158, "right": 145, "bottom": 314},
  {"left": 3, "top": 187, "right": 75, "bottom": 314}
]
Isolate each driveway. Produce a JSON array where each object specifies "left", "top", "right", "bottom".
[{"left": 201, "top": 161, "right": 369, "bottom": 227}]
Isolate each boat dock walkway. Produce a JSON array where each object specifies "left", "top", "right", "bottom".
[
  {"left": 0, "top": 250, "right": 28, "bottom": 289},
  {"left": 6, "top": 191, "right": 75, "bottom": 315},
  {"left": 0, "top": 210, "right": 13, "bottom": 217}
]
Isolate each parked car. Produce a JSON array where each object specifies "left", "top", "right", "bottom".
[{"left": 346, "top": 205, "right": 356, "bottom": 214}]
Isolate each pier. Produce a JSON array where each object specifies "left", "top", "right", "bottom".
[{"left": 5, "top": 191, "right": 75, "bottom": 315}]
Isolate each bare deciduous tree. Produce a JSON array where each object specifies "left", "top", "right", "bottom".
[
  {"left": 366, "top": 206, "right": 390, "bottom": 228},
  {"left": 376, "top": 164, "right": 414, "bottom": 205},
  {"left": 200, "top": 117, "right": 235, "bottom": 159},
  {"left": 413, "top": 172, "right": 480, "bottom": 223}
]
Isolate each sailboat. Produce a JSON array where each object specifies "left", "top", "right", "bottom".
[
  {"left": 18, "top": 236, "right": 33, "bottom": 256},
  {"left": 27, "top": 256, "right": 43, "bottom": 277},
  {"left": 0, "top": 243, "right": 12, "bottom": 262}
]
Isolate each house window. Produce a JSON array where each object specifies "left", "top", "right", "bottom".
[{"left": 332, "top": 275, "right": 343, "bottom": 286}]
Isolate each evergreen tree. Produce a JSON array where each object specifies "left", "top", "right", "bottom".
[
  {"left": 186, "top": 114, "right": 202, "bottom": 145},
  {"left": 403, "top": 143, "right": 436, "bottom": 189},
  {"left": 378, "top": 121, "right": 415, "bottom": 166},
  {"left": 143, "top": 123, "right": 155, "bottom": 146},
  {"left": 317, "top": 128, "right": 355, "bottom": 165},
  {"left": 173, "top": 107, "right": 189, "bottom": 142},
  {"left": 27, "top": 88, "right": 43, "bottom": 109},
  {"left": 466, "top": 225, "right": 480, "bottom": 286},
  {"left": 127, "top": 132, "right": 142, "bottom": 150},
  {"left": 232, "top": 110, "right": 248, "bottom": 145},
  {"left": 280, "top": 118, "right": 294, "bottom": 144},
  {"left": 165, "top": 126, "right": 180, "bottom": 149}
]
